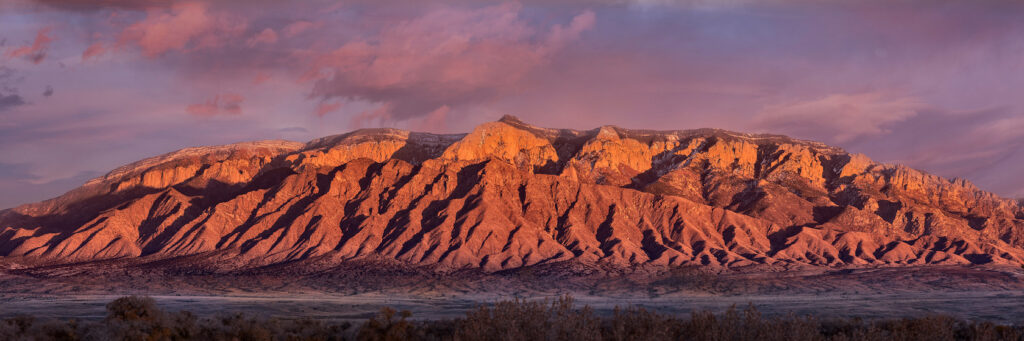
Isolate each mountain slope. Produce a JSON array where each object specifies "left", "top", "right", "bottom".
[{"left": 2, "top": 116, "right": 1023, "bottom": 271}]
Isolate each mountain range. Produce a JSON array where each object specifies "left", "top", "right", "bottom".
[{"left": 2, "top": 115, "right": 1022, "bottom": 273}]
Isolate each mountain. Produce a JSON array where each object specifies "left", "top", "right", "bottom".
[{"left": 2, "top": 115, "right": 1023, "bottom": 273}]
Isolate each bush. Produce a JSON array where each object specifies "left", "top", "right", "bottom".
[
  {"left": 456, "top": 295, "right": 601, "bottom": 341},
  {"left": 100, "top": 295, "right": 195, "bottom": 340},
  {"left": 357, "top": 307, "right": 413, "bottom": 341},
  {"left": 604, "top": 307, "right": 682, "bottom": 341},
  {"left": 106, "top": 296, "right": 162, "bottom": 322}
]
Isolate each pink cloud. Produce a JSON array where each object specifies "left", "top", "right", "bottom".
[
  {"left": 246, "top": 28, "right": 278, "bottom": 47},
  {"left": 411, "top": 105, "right": 450, "bottom": 132},
  {"left": 81, "top": 42, "right": 106, "bottom": 60},
  {"left": 314, "top": 101, "right": 342, "bottom": 117},
  {"left": 547, "top": 10, "right": 595, "bottom": 46},
  {"left": 350, "top": 104, "right": 394, "bottom": 128},
  {"left": 185, "top": 93, "right": 244, "bottom": 116},
  {"left": 282, "top": 20, "right": 320, "bottom": 38},
  {"left": 307, "top": 3, "right": 596, "bottom": 121},
  {"left": 252, "top": 72, "right": 271, "bottom": 85},
  {"left": 117, "top": 2, "right": 246, "bottom": 58},
  {"left": 7, "top": 27, "right": 54, "bottom": 64}
]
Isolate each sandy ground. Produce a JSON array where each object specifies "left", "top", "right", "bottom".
[{"left": 2, "top": 290, "right": 1024, "bottom": 324}]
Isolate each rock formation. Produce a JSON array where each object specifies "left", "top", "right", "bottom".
[{"left": 2, "top": 116, "right": 1023, "bottom": 272}]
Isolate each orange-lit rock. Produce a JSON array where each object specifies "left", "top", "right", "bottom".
[{"left": 2, "top": 116, "right": 1023, "bottom": 271}]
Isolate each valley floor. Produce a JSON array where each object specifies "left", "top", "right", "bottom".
[
  {"left": 2, "top": 264, "right": 1024, "bottom": 323},
  {"left": 3, "top": 290, "right": 1024, "bottom": 324}
]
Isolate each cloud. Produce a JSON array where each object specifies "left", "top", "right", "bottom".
[
  {"left": 246, "top": 28, "right": 278, "bottom": 47},
  {"left": 30, "top": 0, "right": 170, "bottom": 11},
  {"left": 0, "top": 161, "right": 99, "bottom": 209},
  {"left": 0, "top": 67, "right": 26, "bottom": 112},
  {"left": 0, "top": 66, "right": 20, "bottom": 88},
  {"left": 314, "top": 101, "right": 342, "bottom": 117},
  {"left": 307, "top": 3, "right": 596, "bottom": 122},
  {"left": 185, "top": 93, "right": 244, "bottom": 116},
  {"left": 282, "top": 20, "right": 319, "bottom": 38},
  {"left": 81, "top": 42, "right": 106, "bottom": 60},
  {"left": 6, "top": 27, "right": 54, "bottom": 64},
  {"left": 116, "top": 2, "right": 246, "bottom": 58},
  {"left": 546, "top": 9, "right": 596, "bottom": 46},
  {"left": 42, "top": 85, "right": 53, "bottom": 97},
  {"left": 0, "top": 92, "right": 26, "bottom": 112},
  {"left": 752, "top": 93, "right": 926, "bottom": 143},
  {"left": 831, "top": 106, "right": 1024, "bottom": 197},
  {"left": 8, "top": 0, "right": 1024, "bottom": 202},
  {"left": 251, "top": 72, "right": 271, "bottom": 84},
  {"left": 411, "top": 105, "right": 451, "bottom": 132},
  {"left": 0, "top": 162, "right": 34, "bottom": 182},
  {"left": 349, "top": 103, "right": 394, "bottom": 128}
]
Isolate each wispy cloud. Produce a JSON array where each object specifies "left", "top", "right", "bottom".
[
  {"left": 753, "top": 93, "right": 926, "bottom": 143},
  {"left": 282, "top": 20, "right": 319, "bottom": 38},
  {"left": 186, "top": 93, "right": 244, "bottom": 116},
  {"left": 81, "top": 42, "right": 106, "bottom": 60},
  {"left": 314, "top": 101, "right": 342, "bottom": 117},
  {"left": 6, "top": 26, "right": 53, "bottom": 64},
  {"left": 246, "top": 28, "right": 278, "bottom": 47}
]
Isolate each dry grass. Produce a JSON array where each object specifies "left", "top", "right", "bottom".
[{"left": 0, "top": 295, "right": 1021, "bottom": 340}]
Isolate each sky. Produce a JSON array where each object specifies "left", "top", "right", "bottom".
[{"left": 1, "top": 0, "right": 1024, "bottom": 209}]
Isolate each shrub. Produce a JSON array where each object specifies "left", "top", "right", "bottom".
[
  {"left": 358, "top": 307, "right": 413, "bottom": 341},
  {"left": 455, "top": 295, "right": 601, "bottom": 341},
  {"left": 603, "top": 307, "right": 682, "bottom": 341},
  {"left": 106, "top": 296, "right": 162, "bottom": 323}
]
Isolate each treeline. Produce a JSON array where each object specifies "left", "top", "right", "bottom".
[{"left": 1, "top": 295, "right": 1021, "bottom": 340}]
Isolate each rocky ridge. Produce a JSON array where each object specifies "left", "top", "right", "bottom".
[{"left": 1, "top": 115, "right": 1022, "bottom": 272}]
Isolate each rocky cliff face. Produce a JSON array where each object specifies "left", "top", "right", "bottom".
[{"left": 2, "top": 116, "right": 1022, "bottom": 271}]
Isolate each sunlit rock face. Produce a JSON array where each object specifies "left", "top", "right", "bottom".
[{"left": 1, "top": 115, "right": 1022, "bottom": 271}]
